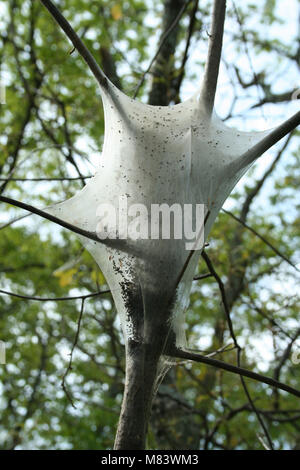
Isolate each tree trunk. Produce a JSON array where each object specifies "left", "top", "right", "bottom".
[{"left": 113, "top": 340, "right": 160, "bottom": 450}]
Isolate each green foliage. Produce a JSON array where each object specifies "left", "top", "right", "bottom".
[{"left": 0, "top": 0, "right": 299, "bottom": 450}]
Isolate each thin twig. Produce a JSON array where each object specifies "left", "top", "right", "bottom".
[
  {"left": 201, "top": 250, "right": 238, "bottom": 347},
  {"left": 133, "top": 0, "right": 190, "bottom": 98},
  {"left": 0, "top": 213, "right": 31, "bottom": 230},
  {"left": 61, "top": 298, "right": 85, "bottom": 408},
  {"left": 0, "top": 176, "right": 91, "bottom": 182},
  {"left": 237, "top": 349, "right": 274, "bottom": 450},
  {"left": 204, "top": 343, "right": 236, "bottom": 358},
  {"left": 0, "top": 195, "right": 105, "bottom": 244},
  {"left": 239, "top": 133, "right": 293, "bottom": 221},
  {"left": 202, "top": 250, "right": 274, "bottom": 449},
  {"left": 173, "top": 0, "right": 200, "bottom": 103},
  {"left": 173, "top": 210, "right": 210, "bottom": 294},
  {"left": 232, "top": 1, "right": 266, "bottom": 121},
  {"left": 222, "top": 208, "right": 299, "bottom": 272},
  {"left": 193, "top": 272, "right": 213, "bottom": 281},
  {"left": 0, "top": 288, "right": 110, "bottom": 302},
  {"left": 274, "top": 328, "right": 300, "bottom": 382},
  {"left": 245, "top": 299, "right": 294, "bottom": 341}
]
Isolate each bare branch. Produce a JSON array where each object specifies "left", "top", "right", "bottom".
[
  {"left": 193, "top": 272, "right": 213, "bottom": 281},
  {"left": 245, "top": 300, "right": 294, "bottom": 341},
  {"left": 134, "top": 0, "right": 189, "bottom": 99},
  {"left": 166, "top": 346, "right": 300, "bottom": 398},
  {"left": 0, "top": 213, "right": 31, "bottom": 230},
  {"left": 0, "top": 195, "right": 104, "bottom": 245},
  {"left": 239, "top": 133, "right": 293, "bottom": 221},
  {"left": 172, "top": 211, "right": 210, "bottom": 293},
  {"left": 39, "top": 0, "right": 108, "bottom": 89},
  {"left": 137, "top": 0, "right": 190, "bottom": 104},
  {"left": 202, "top": 250, "right": 238, "bottom": 348},
  {"left": 222, "top": 208, "right": 299, "bottom": 272},
  {"left": 61, "top": 298, "right": 85, "bottom": 408},
  {"left": 274, "top": 328, "right": 300, "bottom": 383},
  {"left": 199, "top": 0, "right": 226, "bottom": 115},
  {"left": 237, "top": 349, "right": 274, "bottom": 450},
  {"left": 0, "top": 176, "right": 91, "bottom": 182},
  {"left": 251, "top": 90, "right": 299, "bottom": 109},
  {"left": 0, "top": 288, "right": 110, "bottom": 302},
  {"left": 173, "top": 0, "right": 200, "bottom": 103},
  {"left": 202, "top": 251, "right": 274, "bottom": 449},
  {"left": 272, "top": 328, "right": 300, "bottom": 410},
  {"left": 232, "top": 1, "right": 265, "bottom": 116}
]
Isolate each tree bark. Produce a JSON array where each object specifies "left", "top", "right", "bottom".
[{"left": 113, "top": 340, "right": 161, "bottom": 450}]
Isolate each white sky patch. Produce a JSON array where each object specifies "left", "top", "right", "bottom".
[{"left": 248, "top": 333, "right": 275, "bottom": 372}]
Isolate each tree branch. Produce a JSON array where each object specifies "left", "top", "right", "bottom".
[
  {"left": 272, "top": 327, "right": 300, "bottom": 410},
  {"left": 274, "top": 328, "right": 300, "bottom": 383},
  {"left": 237, "top": 349, "right": 274, "bottom": 450},
  {"left": 193, "top": 272, "right": 213, "bottom": 281},
  {"left": 0, "top": 176, "right": 91, "bottom": 182},
  {"left": 222, "top": 208, "right": 299, "bottom": 272},
  {"left": 39, "top": 0, "right": 108, "bottom": 88},
  {"left": 199, "top": 0, "right": 226, "bottom": 115},
  {"left": 0, "top": 288, "right": 110, "bottom": 302},
  {"left": 166, "top": 346, "right": 300, "bottom": 398},
  {"left": 202, "top": 251, "right": 274, "bottom": 449},
  {"left": 236, "top": 110, "right": 300, "bottom": 170},
  {"left": 202, "top": 250, "right": 238, "bottom": 348},
  {"left": 239, "top": 133, "right": 293, "bottom": 222},
  {"left": 61, "top": 298, "right": 85, "bottom": 408},
  {"left": 0, "top": 195, "right": 104, "bottom": 245}
]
